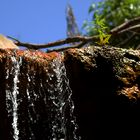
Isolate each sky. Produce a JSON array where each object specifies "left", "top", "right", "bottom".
[{"left": 0, "top": 0, "right": 99, "bottom": 47}]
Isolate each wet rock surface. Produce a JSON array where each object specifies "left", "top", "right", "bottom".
[{"left": 0, "top": 46, "right": 140, "bottom": 140}]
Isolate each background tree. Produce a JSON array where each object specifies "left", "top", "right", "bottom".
[
  {"left": 83, "top": 0, "right": 140, "bottom": 49},
  {"left": 66, "top": 4, "right": 81, "bottom": 38}
]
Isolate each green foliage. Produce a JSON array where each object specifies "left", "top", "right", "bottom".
[
  {"left": 94, "top": 14, "right": 111, "bottom": 46},
  {"left": 89, "top": 0, "right": 140, "bottom": 31},
  {"left": 83, "top": 13, "right": 111, "bottom": 46},
  {"left": 83, "top": 0, "right": 140, "bottom": 48}
]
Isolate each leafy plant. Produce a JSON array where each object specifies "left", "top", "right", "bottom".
[
  {"left": 83, "top": 13, "right": 111, "bottom": 46},
  {"left": 94, "top": 14, "right": 111, "bottom": 46},
  {"left": 88, "top": 0, "right": 140, "bottom": 31},
  {"left": 83, "top": 0, "right": 140, "bottom": 49}
]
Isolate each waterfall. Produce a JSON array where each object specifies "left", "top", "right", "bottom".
[
  {"left": 5, "top": 51, "right": 80, "bottom": 140},
  {"left": 46, "top": 53, "right": 80, "bottom": 140},
  {"left": 6, "top": 54, "right": 22, "bottom": 140}
]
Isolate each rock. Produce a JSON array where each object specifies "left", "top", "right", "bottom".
[
  {"left": 64, "top": 46, "right": 140, "bottom": 100},
  {"left": 0, "top": 34, "right": 18, "bottom": 49},
  {"left": 64, "top": 46, "right": 140, "bottom": 139},
  {"left": 0, "top": 46, "right": 140, "bottom": 139}
]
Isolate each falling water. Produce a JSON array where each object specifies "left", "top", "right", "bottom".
[
  {"left": 6, "top": 55, "right": 22, "bottom": 140},
  {"left": 5, "top": 51, "right": 80, "bottom": 140},
  {"left": 46, "top": 53, "right": 80, "bottom": 140}
]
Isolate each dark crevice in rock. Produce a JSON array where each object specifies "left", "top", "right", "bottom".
[
  {"left": 124, "top": 52, "right": 140, "bottom": 62},
  {"left": 0, "top": 58, "right": 13, "bottom": 139}
]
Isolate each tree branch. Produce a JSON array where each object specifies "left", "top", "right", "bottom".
[
  {"left": 116, "top": 32, "right": 136, "bottom": 47},
  {"left": 110, "top": 16, "right": 140, "bottom": 34},
  {"left": 6, "top": 16, "right": 140, "bottom": 51},
  {"left": 8, "top": 35, "right": 98, "bottom": 50},
  {"left": 47, "top": 42, "right": 87, "bottom": 53},
  {"left": 117, "top": 24, "right": 140, "bottom": 34}
]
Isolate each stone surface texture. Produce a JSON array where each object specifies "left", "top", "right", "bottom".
[{"left": 0, "top": 46, "right": 140, "bottom": 140}]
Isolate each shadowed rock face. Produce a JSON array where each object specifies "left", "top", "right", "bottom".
[
  {"left": 0, "top": 46, "right": 140, "bottom": 140},
  {"left": 64, "top": 46, "right": 140, "bottom": 140}
]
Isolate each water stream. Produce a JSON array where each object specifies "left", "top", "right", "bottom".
[
  {"left": 6, "top": 55, "right": 22, "bottom": 140},
  {"left": 5, "top": 52, "right": 80, "bottom": 140}
]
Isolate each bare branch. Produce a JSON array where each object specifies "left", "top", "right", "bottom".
[
  {"left": 6, "top": 16, "right": 140, "bottom": 52},
  {"left": 110, "top": 16, "right": 140, "bottom": 34},
  {"left": 116, "top": 33, "right": 136, "bottom": 47},
  {"left": 7, "top": 35, "right": 98, "bottom": 50},
  {"left": 47, "top": 42, "right": 87, "bottom": 53},
  {"left": 118, "top": 24, "right": 140, "bottom": 34}
]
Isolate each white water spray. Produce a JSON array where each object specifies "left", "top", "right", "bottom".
[
  {"left": 6, "top": 56, "right": 22, "bottom": 140},
  {"left": 5, "top": 52, "right": 80, "bottom": 140},
  {"left": 47, "top": 54, "right": 80, "bottom": 140}
]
